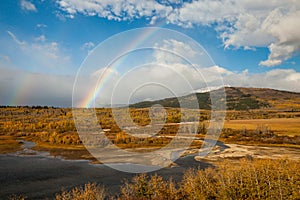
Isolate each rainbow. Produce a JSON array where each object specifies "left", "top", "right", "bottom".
[
  {"left": 10, "top": 71, "right": 34, "bottom": 106},
  {"left": 79, "top": 26, "right": 165, "bottom": 108}
]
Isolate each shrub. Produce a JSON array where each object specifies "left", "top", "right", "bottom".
[
  {"left": 119, "top": 159, "right": 300, "bottom": 200},
  {"left": 54, "top": 159, "right": 300, "bottom": 200},
  {"left": 179, "top": 159, "right": 300, "bottom": 199},
  {"left": 120, "top": 174, "right": 178, "bottom": 200},
  {"left": 55, "top": 183, "right": 106, "bottom": 200}
]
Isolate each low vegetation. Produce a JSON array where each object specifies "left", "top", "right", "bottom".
[
  {"left": 1, "top": 106, "right": 300, "bottom": 157},
  {"left": 221, "top": 124, "right": 300, "bottom": 146},
  {"left": 0, "top": 135, "right": 22, "bottom": 153},
  {"left": 55, "top": 183, "right": 106, "bottom": 200},
  {"left": 53, "top": 158, "right": 300, "bottom": 200}
]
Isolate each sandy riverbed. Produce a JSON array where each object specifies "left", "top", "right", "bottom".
[{"left": 195, "top": 143, "right": 300, "bottom": 162}]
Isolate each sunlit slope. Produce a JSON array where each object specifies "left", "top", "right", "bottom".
[{"left": 130, "top": 87, "right": 300, "bottom": 110}]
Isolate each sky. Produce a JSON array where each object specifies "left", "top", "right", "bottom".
[{"left": 0, "top": 0, "right": 300, "bottom": 107}]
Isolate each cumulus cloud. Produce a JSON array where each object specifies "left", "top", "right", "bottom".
[
  {"left": 56, "top": 0, "right": 172, "bottom": 21},
  {"left": 193, "top": 66, "right": 300, "bottom": 94},
  {"left": 84, "top": 64, "right": 296, "bottom": 98},
  {"left": 74, "top": 39, "right": 299, "bottom": 106},
  {"left": 56, "top": 0, "right": 300, "bottom": 67},
  {"left": 169, "top": 0, "right": 300, "bottom": 66},
  {"left": 20, "top": 0, "right": 37, "bottom": 12},
  {"left": 259, "top": 10, "right": 300, "bottom": 66},
  {"left": 154, "top": 39, "right": 198, "bottom": 64},
  {"left": 223, "top": 68, "right": 300, "bottom": 92},
  {"left": 88, "top": 46, "right": 300, "bottom": 106}
]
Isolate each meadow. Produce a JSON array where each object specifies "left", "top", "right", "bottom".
[{"left": 1, "top": 106, "right": 300, "bottom": 157}]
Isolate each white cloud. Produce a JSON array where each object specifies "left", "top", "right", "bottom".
[
  {"left": 56, "top": 0, "right": 173, "bottom": 22},
  {"left": 82, "top": 41, "right": 95, "bottom": 51},
  {"left": 20, "top": 0, "right": 37, "bottom": 12},
  {"left": 34, "top": 35, "right": 46, "bottom": 42},
  {"left": 1, "top": 63, "right": 300, "bottom": 107},
  {"left": 56, "top": 0, "right": 300, "bottom": 67},
  {"left": 91, "top": 62, "right": 300, "bottom": 105},
  {"left": 75, "top": 41, "right": 217, "bottom": 106},
  {"left": 153, "top": 39, "right": 199, "bottom": 64},
  {"left": 259, "top": 10, "right": 300, "bottom": 66},
  {"left": 221, "top": 68, "right": 300, "bottom": 92},
  {"left": 167, "top": 0, "right": 239, "bottom": 26},
  {"left": 206, "top": 65, "right": 233, "bottom": 76},
  {"left": 98, "top": 63, "right": 205, "bottom": 105},
  {"left": 168, "top": 0, "right": 300, "bottom": 67},
  {"left": 54, "top": 10, "right": 75, "bottom": 21},
  {"left": 7, "top": 31, "right": 26, "bottom": 45},
  {"left": 36, "top": 24, "right": 47, "bottom": 28},
  {"left": 6, "top": 30, "right": 71, "bottom": 71}
]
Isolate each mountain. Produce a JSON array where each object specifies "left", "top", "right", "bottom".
[{"left": 130, "top": 87, "right": 300, "bottom": 110}]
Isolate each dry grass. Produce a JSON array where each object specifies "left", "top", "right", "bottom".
[
  {"left": 120, "top": 174, "right": 178, "bottom": 200},
  {"left": 1, "top": 106, "right": 300, "bottom": 157},
  {"left": 119, "top": 158, "right": 300, "bottom": 200},
  {"left": 8, "top": 194, "right": 26, "bottom": 200},
  {"left": 55, "top": 183, "right": 106, "bottom": 200},
  {"left": 224, "top": 118, "right": 300, "bottom": 136},
  {"left": 11, "top": 158, "right": 300, "bottom": 199},
  {"left": 33, "top": 141, "right": 86, "bottom": 150},
  {"left": 0, "top": 135, "right": 22, "bottom": 154}
]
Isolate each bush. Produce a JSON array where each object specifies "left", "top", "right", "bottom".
[
  {"left": 179, "top": 159, "right": 300, "bottom": 199},
  {"left": 53, "top": 159, "right": 300, "bottom": 200},
  {"left": 55, "top": 183, "right": 106, "bottom": 200},
  {"left": 120, "top": 174, "right": 178, "bottom": 200},
  {"left": 119, "top": 158, "right": 300, "bottom": 200}
]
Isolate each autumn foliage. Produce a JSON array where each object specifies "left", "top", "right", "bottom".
[{"left": 54, "top": 158, "right": 300, "bottom": 200}]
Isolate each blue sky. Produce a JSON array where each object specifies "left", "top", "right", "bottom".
[{"left": 0, "top": 0, "right": 300, "bottom": 106}]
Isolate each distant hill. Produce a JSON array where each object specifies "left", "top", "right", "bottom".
[{"left": 130, "top": 87, "right": 300, "bottom": 110}]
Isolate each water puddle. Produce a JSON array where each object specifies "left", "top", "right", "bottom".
[{"left": 15, "top": 140, "right": 50, "bottom": 157}]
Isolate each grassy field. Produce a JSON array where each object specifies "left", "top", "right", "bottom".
[
  {"left": 1, "top": 106, "right": 300, "bottom": 158},
  {"left": 0, "top": 135, "right": 22, "bottom": 154},
  {"left": 224, "top": 117, "right": 300, "bottom": 136}
]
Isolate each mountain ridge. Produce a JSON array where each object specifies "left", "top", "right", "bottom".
[{"left": 130, "top": 87, "right": 300, "bottom": 110}]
